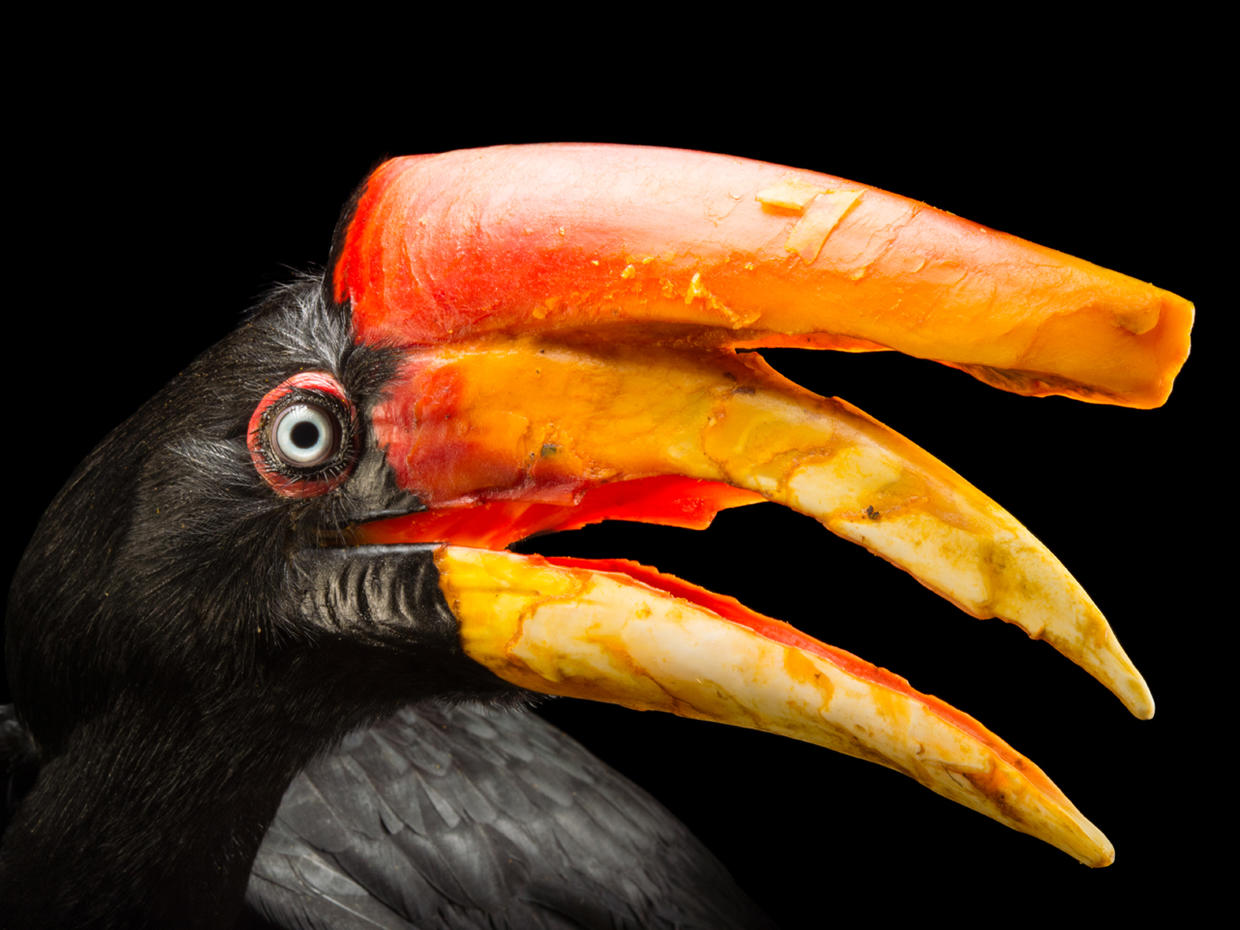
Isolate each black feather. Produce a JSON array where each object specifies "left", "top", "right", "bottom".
[
  {"left": 248, "top": 703, "right": 773, "bottom": 930},
  {"left": 0, "top": 277, "right": 771, "bottom": 929}
]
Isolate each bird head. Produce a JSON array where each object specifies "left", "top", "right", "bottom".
[
  {"left": 6, "top": 279, "right": 520, "bottom": 762},
  {"left": 5, "top": 145, "right": 1192, "bottom": 880}
]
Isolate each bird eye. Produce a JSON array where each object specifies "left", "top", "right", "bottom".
[
  {"left": 247, "top": 372, "right": 357, "bottom": 498},
  {"left": 270, "top": 402, "right": 340, "bottom": 468}
]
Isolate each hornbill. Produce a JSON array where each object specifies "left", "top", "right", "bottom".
[{"left": 0, "top": 145, "right": 1192, "bottom": 928}]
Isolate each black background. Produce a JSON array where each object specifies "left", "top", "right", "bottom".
[{"left": 6, "top": 30, "right": 1219, "bottom": 925}]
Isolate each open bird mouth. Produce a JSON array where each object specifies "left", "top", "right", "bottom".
[{"left": 329, "top": 144, "right": 1192, "bottom": 868}]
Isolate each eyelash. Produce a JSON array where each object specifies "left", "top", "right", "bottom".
[{"left": 246, "top": 373, "right": 358, "bottom": 498}]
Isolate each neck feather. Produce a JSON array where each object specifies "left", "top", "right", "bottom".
[{"left": 0, "top": 692, "right": 340, "bottom": 930}]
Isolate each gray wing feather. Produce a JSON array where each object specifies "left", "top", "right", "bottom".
[{"left": 246, "top": 703, "right": 773, "bottom": 930}]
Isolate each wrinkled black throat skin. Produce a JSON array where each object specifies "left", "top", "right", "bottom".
[{"left": 0, "top": 280, "right": 521, "bottom": 929}]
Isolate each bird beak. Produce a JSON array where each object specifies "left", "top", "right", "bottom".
[{"left": 331, "top": 144, "right": 1192, "bottom": 867}]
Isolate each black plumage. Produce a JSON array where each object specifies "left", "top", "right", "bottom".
[
  {"left": 249, "top": 703, "right": 770, "bottom": 929},
  {"left": 0, "top": 277, "right": 770, "bottom": 928}
]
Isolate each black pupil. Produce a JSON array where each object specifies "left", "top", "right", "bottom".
[{"left": 290, "top": 420, "right": 321, "bottom": 449}]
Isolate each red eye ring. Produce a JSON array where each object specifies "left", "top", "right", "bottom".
[{"left": 247, "top": 372, "right": 357, "bottom": 498}]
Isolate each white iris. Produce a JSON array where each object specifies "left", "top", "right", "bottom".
[{"left": 271, "top": 403, "right": 337, "bottom": 467}]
